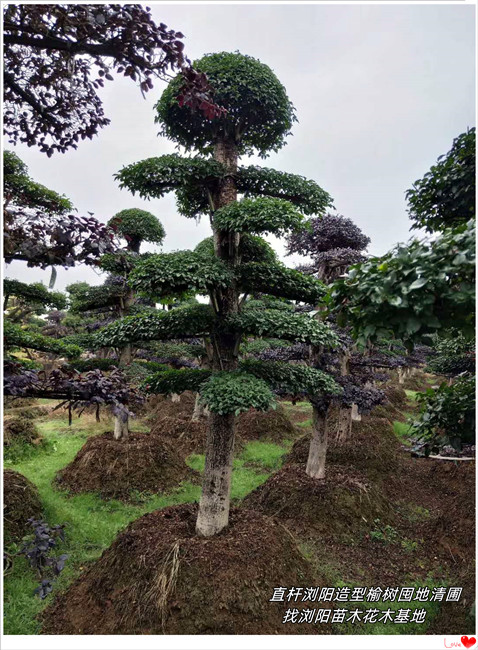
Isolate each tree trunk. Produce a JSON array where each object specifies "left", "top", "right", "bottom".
[
  {"left": 171, "top": 393, "right": 180, "bottom": 403},
  {"left": 114, "top": 414, "right": 129, "bottom": 440},
  {"left": 398, "top": 367, "right": 405, "bottom": 384},
  {"left": 192, "top": 393, "right": 207, "bottom": 421},
  {"left": 196, "top": 137, "right": 240, "bottom": 537},
  {"left": 351, "top": 403, "right": 361, "bottom": 421},
  {"left": 119, "top": 344, "right": 132, "bottom": 365},
  {"left": 196, "top": 412, "right": 236, "bottom": 536},
  {"left": 306, "top": 406, "right": 329, "bottom": 479},
  {"left": 336, "top": 406, "right": 352, "bottom": 442}
]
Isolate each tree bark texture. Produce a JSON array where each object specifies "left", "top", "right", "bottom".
[
  {"left": 306, "top": 406, "right": 329, "bottom": 479},
  {"left": 196, "top": 137, "right": 240, "bottom": 537}
]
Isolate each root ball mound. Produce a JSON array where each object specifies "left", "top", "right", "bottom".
[
  {"left": 56, "top": 431, "right": 197, "bottom": 500},
  {"left": 42, "top": 504, "right": 317, "bottom": 635},
  {"left": 4, "top": 470, "right": 42, "bottom": 541},
  {"left": 150, "top": 416, "right": 207, "bottom": 459},
  {"left": 150, "top": 405, "right": 297, "bottom": 459},
  {"left": 235, "top": 404, "right": 298, "bottom": 442},
  {"left": 242, "top": 464, "right": 391, "bottom": 539},
  {"left": 4, "top": 416, "right": 41, "bottom": 447},
  {"left": 147, "top": 391, "right": 197, "bottom": 422},
  {"left": 286, "top": 416, "right": 402, "bottom": 482}
]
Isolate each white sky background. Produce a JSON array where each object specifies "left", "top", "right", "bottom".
[{"left": 4, "top": 2, "right": 476, "bottom": 292}]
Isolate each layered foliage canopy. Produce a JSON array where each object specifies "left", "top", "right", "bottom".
[{"left": 156, "top": 51, "right": 296, "bottom": 157}]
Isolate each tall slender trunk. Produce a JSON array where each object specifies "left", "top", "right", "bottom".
[
  {"left": 336, "top": 350, "right": 352, "bottom": 443},
  {"left": 196, "top": 137, "right": 240, "bottom": 538},
  {"left": 398, "top": 367, "right": 405, "bottom": 384},
  {"left": 192, "top": 393, "right": 207, "bottom": 421},
  {"left": 306, "top": 405, "right": 329, "bottom": 479}
]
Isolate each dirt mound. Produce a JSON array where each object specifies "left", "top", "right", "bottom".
[
  {"left": 150, "top": 405, "right": 297, "bottom": 459},
  {"left": 56, "top": 431, "right": 197, "bottom": 501},
  {"left": 4, "top": 470, "right": 42, "bottom": 542},
  {"left": 147, "top": 391, "right": 197, "bottom": 422},
  {"left": 242, "top": 463, "right": 391, "bottom": 540},
  {"left": 4, "top": 416, "right": 42, "bottom": 447},
  {"left": 235, "top": 404, "right": 298, "bottom": 442},
  {"left": 151, "top": 416, "right": 208, "bottom": 459},
  {"left": 42, "top": 504, "right": 318, "bottom": 635},
  {"left": 286, "top": 416, "right": 402, "bottom": 483}
]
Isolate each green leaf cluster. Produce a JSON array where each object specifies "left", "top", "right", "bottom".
[
  {"left": 406, "top": 128, "right": 475, "bottom": 233},
  {"left": 239, "top": 262, "right": 326, "bottom": 304},
  {"left": 4, "top": 321, "right": 81, "bottom": 358},
  {"left": 240, "top": 359, "right": 341, "bottom": 398},
  {"left": 143, "top": 368, "right": 212, "bottom": 394},
  {"left": 331, "top": 220, "right": 475, "bottom": 345},
  {"left": 94, "top": 304, "right": 215, "bottom": 348},
  {"left": 195, "top": 235, "right": 277, "bottom": 265},
  {"left": 229, "top": 309, "right": 339, "bottom": 347},
  {"left": 108, "top": 208, "right": 165, "bottom": 248},
  {"left": 199, "top": 371, "right": 276, "bottom": 415},
  {"left": 156, "top": 52, "right": 296, "bottom": 158},
  {"left": 128, "top": 251, "right": 232, "bottom": 298},
  {"left": 4, "top": 151, "right": 73, "bottom": 215},
  {"left": 214, "top": 197, "right": 304, "bottom": 236},
  {"left": 4, "top": 279, "right": 66, "bottom": 310},
  {"left": 237, "top": 165, "right": 333, "bottom": 215},
  {"left": 412, "top": 374, "right": 475, "bottom": 448}
]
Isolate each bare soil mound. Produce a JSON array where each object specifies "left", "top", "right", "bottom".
[
  {"left": 242, "top": 464, "right": 391, "bottom": 540},
  {"left": 146, "top": 391, "right": 197, "bottom": 422},
  {"left": 56, "top": 431, "right": 197, "bottom": 500},
  {"left": 150, "top": 416, "right": 208, "bottom": 459},
  {"left": 235, "top": 404, "right": 298, "bottom": 442},
  {"left": 4, "top": 416, "right": 42, "bottom": 447},
  {"left": 42, "top": 504, "right": 318, "bottom": 635},
  {"left": 285, "top": 416, "right": 402, "bottom": 483},
  {"left": 4, "top": 470, "right": 42, "bottom": 541},
  {"left": 150, "top": 404, "right": 298, "bottom": 459}
]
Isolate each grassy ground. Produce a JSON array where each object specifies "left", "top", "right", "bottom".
[
  {"left": 3, "top": 409, "right": 295, "bottom": 634},
  {"left": 3, "top": 387, "right": 431, "bottom": 635}
]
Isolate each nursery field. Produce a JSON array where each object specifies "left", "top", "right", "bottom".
[{"left": 4, "top": 374, "right": 475, "bottom": 636}]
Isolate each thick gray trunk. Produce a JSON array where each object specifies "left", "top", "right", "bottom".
[
  {"left": 196, "top": 137, "right": 239, "bottom": 537},
  {"left": 336, "top": 406, "right": 352, "bottom": 442},
  {"left": 114, "top": 413, "right": 129, "bottom": 440},
  {"left": 196, "top": 412, "right": 236, "bottom": 536},
  {"left": 306, "top": 407, "right": 328, "bottom": 479}
]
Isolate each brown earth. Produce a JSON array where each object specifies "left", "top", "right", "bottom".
[
  {"left": 4, "top": 469, "right": 43, "bottom": 541},
  {"left": 149, "top": 403, "right": 299, "bottom": 460},
  {"left": 242, "top": 463, "right": 392, "bottom": 541},
  {"left": 55, "top": 431, "right": 198, "bottom": 501},
  {"left": 285, "top": 415, "right": 402, "bottom": 483},
  {"left": 4, "top": 416, "right": 42, "bottom": 447},
  {"left": 41, "top": 504, "right": 321, "bottom": 635},
  {"left": 244, "top": 410, "right": 475, "bottom": 634}
]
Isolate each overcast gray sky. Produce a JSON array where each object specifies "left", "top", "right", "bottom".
[{"left": 5, "top": 2, "right": 476, "bottom": 291}]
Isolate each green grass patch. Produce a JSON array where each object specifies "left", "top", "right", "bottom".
[
  {"left": 405, "top": 390, "right": 419, "bottom": 401},
  {"left": 4, "top": 414, "right": 201, "bottom": 634},
  {"left": 393, "top": 419, "right": 415, "bottom": 445},
  {"left": 297, "top": 418, "right": 313, "bottom": 429},
  {"left": 240, "top": 440, "right": 290, "bottom": 470},
  {"left": 186, "top": 452, "right": 271, "bottom": 500}
]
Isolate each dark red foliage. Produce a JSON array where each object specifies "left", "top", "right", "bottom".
[{"left": 3, "top": 4, "right": 224, "bottom": 156}]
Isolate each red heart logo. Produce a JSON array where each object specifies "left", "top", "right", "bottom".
[{"left": 461, "top": 637, "right": 477, "bottom": 649}]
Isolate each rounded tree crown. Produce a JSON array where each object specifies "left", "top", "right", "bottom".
[
  {"left": 156, "top": 52, "right": 296, "bottom": 157},
  {"left": 108, "top": 208, "right": 165, "bottom": 251}
]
